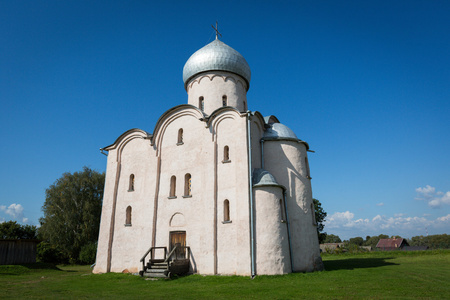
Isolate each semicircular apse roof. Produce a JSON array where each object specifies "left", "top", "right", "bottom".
[
  {"left": 263, "top": 122, "right": 298, "bottom": 140},
  {"left": 252, "top": 168, "right": 281, "bottom": 187},
  {"left": 183, "top": 39, "right": 251, "bottom": 89}
]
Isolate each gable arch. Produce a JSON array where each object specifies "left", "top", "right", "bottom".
[
  {"left": 151, "top": 105, "right": 205, "bottom": 155},
  {"left": 207, "top": 107, "right": 246, "bottom": 142},
  {"left": 102, "top": 128, "right": 151, "bottom": 162}
]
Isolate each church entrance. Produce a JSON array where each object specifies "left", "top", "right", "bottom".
[{"left": 169, "top": 231, "right": 186, "bottom": 259}]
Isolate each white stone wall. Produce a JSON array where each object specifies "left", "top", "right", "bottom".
[
  {"left": 215, "top": 114, "right": 251, "bottom": 275},
  {"left": 254, "top": 187, "right": 291, "bottom": 275},
  {"left": 94, "top": 131, "right": 156, "bottom": 274},
  {"left": 154, "top": 112, "right": 216, "bottom": 274},
  {"left": 263, "top": 140, "right": 323, "bottom": 272},
  {"left": 110, "top": 138, "right": 155, "bottom": 273},
  {"left": 93, "top": 148, "right": 117, "bottom": 274},
  {"left": 144, "top": 107, "right": 250, "bottom": 275}
]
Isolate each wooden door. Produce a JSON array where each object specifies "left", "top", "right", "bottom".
[{"left": 169, "top": 231, "right": 186, "bottom": 260}]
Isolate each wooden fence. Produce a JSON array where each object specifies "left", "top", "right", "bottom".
[{"left": 0, "top": 239, "right": 40, "bottom": 265}]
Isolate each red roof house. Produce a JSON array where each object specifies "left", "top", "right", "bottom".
[{"left": 376, "top": 238, "right": 409, "bottom": 251}]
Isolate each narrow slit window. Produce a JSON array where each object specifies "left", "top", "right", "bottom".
[
  {"left": 177, "top": 129, "right": 183, "bottom": 144},
  {"left": 243, "top": 100, "right": 247, "bottom": 110},
  {"left": 222, "top": 95, "right": 227, "bottom": 106},
  {"left": 199, "top": 97, "right": 204, "bottom": 111},
  {"left": 129, "top": 174, "right": 135, "bottom": 191},
  {"left": 305, "top": 156, "right": 311, "bottom": 178},
  {"left": 184, "top": 173, "right": 191, "bottom": 197},
  {"left": 125, "top": 206, "right": 132, "bottom": 226},
  {"left": 280, "top": 199, "right": 286, "bottom": 222},
  {"left": 224, "top": 200, "right": 230, "bottom": 222},
  {"left": 223, "top": 146, "right": 230, "bottom": 162},
  {"left": 311, "top": 203, "right": 317, "bottom": 225},
  {"left": 170, "top": 176, "right": 176, "bottom": 197}
]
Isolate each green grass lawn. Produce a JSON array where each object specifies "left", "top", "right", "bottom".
[{"left": 1, "top": 250, "right": 449, "bottom": 299}]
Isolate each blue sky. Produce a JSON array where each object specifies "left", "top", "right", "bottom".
[{"left": 1, "top": 1, "right": 449, "bottom": 240}]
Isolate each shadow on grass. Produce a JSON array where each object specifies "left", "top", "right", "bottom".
[
  {"left": 21, "top": 263, "right": 62, "bottom": 270},
  {"left": 324, "top": 257, "right": 398, "bottom": 271},
  {"left": 0, "top": 263, "right": 62, "bottom": 275}
]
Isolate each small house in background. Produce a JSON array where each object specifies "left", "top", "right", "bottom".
[
  {"left": 320, "top": 243, "right": 345, "bottom": 252},
  {"left": 376, "top": 238, "right": 409, "bottom": 251},
  {"left": 0, "top": 239, "right": 40, "bottom": 265},
  {"left": 361, "top": 246, "right": 372, "bottom": 251}
]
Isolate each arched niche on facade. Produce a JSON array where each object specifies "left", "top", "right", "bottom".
[{"left": 169, "top": 213, "right": 186, "bottom": 227}]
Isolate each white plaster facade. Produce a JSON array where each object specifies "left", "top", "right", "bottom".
[{"left": 94, "top": 37, "right": 323, "bottom": 276}]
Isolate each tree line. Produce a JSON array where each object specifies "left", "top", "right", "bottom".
[{"left": 321, "top": 233, "right": 450, "bottom": 250}]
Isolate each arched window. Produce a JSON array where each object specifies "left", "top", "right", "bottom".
[
  {"left": 223, "top": 200, "right": 230, "bottom": 222},
  {"left": 129, "top": 174, "right": 135, "bottom": 191},
  {"left": 184, "top": 173, "right": 191, "bottom": 197},
  {"left": 169, "top": 176, "right": 176, "bottom": 198},
  {"left": 177, "top": 129, "right": 183, "bottom": 145},
  {"left": 223, "top": 145, "right": 230, "bottom": 162},
  {"left": 125, "top": 206, "right": 132, "bottom": 226},
  {"left": 280, "top": 199, "right": 286, "bottom": 222},
  {"left": 199, "top": 96, "right": 204, "bottom": 111},
  {"left": 222, "top": 95, "right": 227, "bottom": 107},
  {"left": 305, "top": 156, "right": 311, "bottom": 179}
]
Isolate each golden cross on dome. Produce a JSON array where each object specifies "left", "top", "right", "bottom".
[{"left": 211, "top": 21, "right": 222, "bottom": 40}]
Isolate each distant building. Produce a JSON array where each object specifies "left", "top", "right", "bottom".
[
  {"left": 376, "top": 238, "right": 409, "bottom": 251},
  {"left": 94, "top": 35, "right": 323, "bottom": 276},
  {"left": 320, "top": 243, "right": 344, "bottom": 252}
]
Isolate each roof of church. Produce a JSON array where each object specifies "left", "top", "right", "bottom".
[
  {"left": 252, "top": 168, "right": 285, "bottom": 189},
  {"left": 263, "top": 122, "right": 298, "bottom": 140},
  {"left": 183, "top": 38, "right": 251, "bottom": 90},
  {"left": 264, "top": 115, "right": 280, "bottom": 124}
]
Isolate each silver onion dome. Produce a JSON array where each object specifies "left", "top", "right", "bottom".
[{"left": 183, "top": 39, "right": 251, "bottom": 90}]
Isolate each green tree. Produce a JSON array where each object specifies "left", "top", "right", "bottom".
[
  {"left": 348, "top": 236, "right": 364, "bottom": 246},
  {"left": 324, "top": 234, "right": 342, "bottom": 243},
  {"left": 0, "top": 220, "right": 37, "bottom": 239},
  {"left": 409, "top": 234, "right": 450, "bottom": 249},
  {"left": 363, "top": 234, "right": 389, "bottom": 248},
  {"left": 409, "top": 235, "right": 426, "bottom": 247},
  {"left": 39, "top": 167, "right": 105, "bottom": 263},
  {"left": 313, "top": 198, "right": 327, "bottom": 243}
]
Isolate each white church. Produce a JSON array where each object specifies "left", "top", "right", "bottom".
[{"left": 94, "top": 32, "right": 323, "bottom": 277}]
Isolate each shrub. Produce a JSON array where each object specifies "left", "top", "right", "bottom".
[
  {"left": 37, "top": 242, "right": 68, "bottom": 264},
  {"left": 79, "top": 243, "right": 98, "bottom": 265}
]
